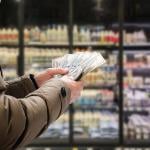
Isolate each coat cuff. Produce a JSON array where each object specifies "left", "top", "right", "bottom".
[
  {"left": 6, "top": 75, "right": 36, "bottom": 98},
  {"left": 25, "top": 78, "right": 71, "bottom": 124}
]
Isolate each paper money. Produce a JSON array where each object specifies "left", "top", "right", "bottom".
[{"left": 52, "top": 52, "right": 106, "bottom": 81}]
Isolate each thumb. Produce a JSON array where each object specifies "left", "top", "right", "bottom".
[{"left": 47, "top": 68, "right": 69, "bottom": 76}]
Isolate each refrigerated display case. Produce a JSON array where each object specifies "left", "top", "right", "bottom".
[
  {"left": 23, "top": 0, "right": 71, "bottom": 146},
  {"left": 1, "top": 0, "right": 150, "bottom": 148},
  {"left": 122, "top": 0, "right": 150, "bottom": 147},
  {"left": 123, "top": 50, "right": 150, "bottom": 145},
  {"left": 72, "top": 49, "right": 119, "bottom": 145},
  {"left": 0, "top": 0, "right": 19, "bottom": 80},
  {"left": 123, "top": 42, "right": 150, "bottom": 146},
  {"left": 71, "top": 0, "right": 121, "bottom": 146},
  {"left": 21, "top": 0, "right": 121, "bottom": 147}
]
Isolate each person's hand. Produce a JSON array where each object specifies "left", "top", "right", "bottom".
[
  {"left": 35, "top": 68, "right": 69, "bottom": 87},
  {"left": 61, "top": 76, "right": 84, "bottom": 104}
]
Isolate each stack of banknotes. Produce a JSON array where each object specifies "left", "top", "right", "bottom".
[{"left": 52, "top": 52, "right": 106, "bottom": 81}]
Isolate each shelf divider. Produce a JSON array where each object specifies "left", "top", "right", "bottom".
[
  {"left": 118, "top": 0, "right": 124, "bottom": 146},
  {"left": 17, "top": 0, "right": 25, "bottom": 76},
  {"left": 68, "top": 0, "right": 74, "bottom": 145}
]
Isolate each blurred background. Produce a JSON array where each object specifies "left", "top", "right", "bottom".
[{"left": 0, "top": 0, "right": 150, "bottom": 149}]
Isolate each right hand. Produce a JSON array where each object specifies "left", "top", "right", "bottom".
[
  {"left": 61, "top": 76, "right": 84, "bottom": 104},
  {"left": 35, "top": 68, "right": 69, "bottom": 87}
]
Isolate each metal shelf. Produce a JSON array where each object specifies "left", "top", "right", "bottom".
[
  {"left": 72, "top": 44, "right": 118, "bottom": 50},
  {"left": 129, "top": 86, "right": 150, "bottom": 90},
  {"left": 124, "top": 110, "right": 149, "bottom": 116},
  {"left": 28, "top": 138, "right": 69, "bottom": 147},
  {"left": 74, "top": 105, "right": 118, "bottom": 112},
  {"left": 0, "top": 44, "right": 19, "bottom": 48},
  {"left": 25, "top": 43, "right": 150, "bottom": 50},
  {"left": 84, "top": 84, "right": 116, "bottom": 90},
  {"left": 1, "top": 43, "right": 150, "bottom": 51},
  {"left": 124, "top": 139, "right": 150, "bottom": 147},
  {"left": 124, "top": 68, "right": 150, "bottom": 76},
  {"left": 25, "top": 43, "right": 69, "bottom": 49},
  {"left": 25, "top": 43, "right": 118, "bottom": 50},
  {"left": 112, "top": 23, "right": 150, "bottom": 28},
  {"left": 73, "top": 138, "right": 119, "bottom": 147},
  {"left": 124, "top": 44, "right": 150, "bottom": 50},
  {"left": 28, "top": 138, "right": 119, "bottom": 147}
]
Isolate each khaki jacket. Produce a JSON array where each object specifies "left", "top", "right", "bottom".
[{"left": 0, "top": 74, "right": 70, "bottom": 149}]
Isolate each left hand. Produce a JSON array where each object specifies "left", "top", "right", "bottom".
[
  {"left": 35, "top": 68, "right": 69, "bottom": 87},
  {"left": 61, "top": 75, "right": 84, "bottom": 104}
]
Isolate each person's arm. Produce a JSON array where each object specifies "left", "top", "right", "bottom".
[
  {"left": 5, "top": 68, "right": 69, "bottom": 98},
  {"left": 0, "top": 78, "right": 71, "bottom": 149},
  {"left": 5, "top": 75, "right": 36, "bottom": 98}
]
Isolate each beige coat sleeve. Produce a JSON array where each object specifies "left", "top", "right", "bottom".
[{"left": 0, "top": 77, "right": 71, "bottom": 150}]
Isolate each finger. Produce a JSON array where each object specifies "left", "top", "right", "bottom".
[
  {"left": 78, "top": 81, "right": 84, "bottom": 86},
  {"left": 62, "top": 75, "right": 76, "bottom": 81},
  {"left": 75, "top": 81, "right": 84, "bottom": 88},
  {"left": 47, "top": 68, "right": 69, "bottom": 76}
]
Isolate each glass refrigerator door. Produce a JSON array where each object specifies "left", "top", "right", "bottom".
[
  {"left": 123, "top": 0, "right": 150, "bottom": 145},
  {"left": 124, "top": 51, "right": 150, "bottom": 144},
  {"left": 24, "top": 0, "right": 70, "bottom": 145},
  {"left": 0, "top": 0, "right": 19, "bottom": 80},
  {"left": 24, "top": 0, "right": 69, "bottom": 74},
  {"left": 73, "top": 0, "right": 119, "bottom": 144}
]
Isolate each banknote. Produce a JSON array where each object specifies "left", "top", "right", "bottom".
[{"left": 52, "top": 52, "right": 106, "bottom": 81}]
